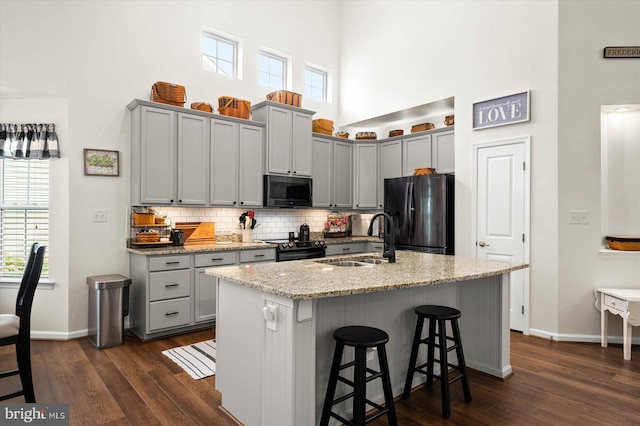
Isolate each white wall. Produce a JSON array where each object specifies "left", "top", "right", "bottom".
[
  {"left": 338, "top": 1, "right": 560, "bottom": 335},
  {"left": 558, "top": 1, "right": 640, "bottom": 339},
  {"left": 0, "top": 0, "right": 342, "bottom": 337}
]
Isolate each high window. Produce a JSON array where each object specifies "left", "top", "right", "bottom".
[
  {"left": 305, "top": 67, "right": 327, "bottom": 102},
  {"left": 202, "top": 31, "right": 238, "bottom": 78},
  {"left": 0, "top": 159, "right": 49, "bottom": 278},
  {"left": 259, "top": 51, "right": 287, "bottom": 90}
]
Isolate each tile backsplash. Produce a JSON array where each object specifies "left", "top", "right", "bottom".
[{"left": 157, "top": 207, "right": 381, "bottom": 241}]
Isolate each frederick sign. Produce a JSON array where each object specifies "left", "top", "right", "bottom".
[
  {"left": 603, "top": 46, "right": 640, "bottom": 58},
  {"left": 473, "top": 91, "right": 530, "bottom": 130}
]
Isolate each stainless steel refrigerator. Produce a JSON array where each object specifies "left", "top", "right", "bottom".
[{"left": 384, "top": 174, "right": 454, "bottom": 254}]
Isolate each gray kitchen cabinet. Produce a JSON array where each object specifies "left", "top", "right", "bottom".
[
  {"left": 194, "top": 251, "right": 237, "bottom": 323},
  {"left": 130, "top": 254, "right": 194, "bottom": 339},
  {"left": 238, "top": 124, "right": 264, "bottom": 207},
  {"left": 252, "top": 101, "right": 314, "bottom": 177},
  {"left": 177, "top": 113, "right": 209, "bottom": 205},
  {"left": 403, "top": 133, "right": 432, "bottom": 176},
  {"left": 210, "top": 120, "right": 264, "bottom": 207},
  {"left": 210, "top": 119, "right": 238, "bottom": 206},
  {"left": 378, "top": 140, "right": 403, "bottom": 208},
  {"left": 239, "top": 248, "right": 276, "bottom": 263},
  {"left": 325, "top": 242, "right": 365, "bottom": 256},
  {"left": 130, "top": 105, "right": 176, "bottom": 205},
  {"left": 312, "top": 136, "right": 353, "bottom": 208},
  {"left": 354, "top": 143, "right": 378, "bottom": 209},
  {"left": 432, "top": 129, "right": 455, "bottom": 173},
  {"left": 333, "top": 141, "right": 353, "bottom": 208},
  {"left": 367, "top": 241, "right": 385, "bottom": 253}
]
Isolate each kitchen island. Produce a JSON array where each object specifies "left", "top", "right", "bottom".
[{"left": 207, "top": 251, "right": 528, "bottom": 426}]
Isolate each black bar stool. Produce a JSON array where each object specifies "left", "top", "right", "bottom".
[
  {"left": 320, "top": 326, "right": 397, "bottom": 426},
  {"left": 402, "top": 305, "right": 471, "bottom": 418}
]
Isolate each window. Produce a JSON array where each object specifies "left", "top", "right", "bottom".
[
  {"left": 0, "top": 159, "right": 49, "bottom": 278},
  {"left": 259, "top": 51, "right": 287, "bottom": 90},
  {"left": 202, "top": 31, "right": 238, "bottom": 78},
  {"left": 305, "top": 67, "right": 327, "bottom": 102}
]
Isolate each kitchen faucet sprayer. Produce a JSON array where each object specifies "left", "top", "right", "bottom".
[{"left": 367, "top": 213, "right": 396, "bottom": 263}]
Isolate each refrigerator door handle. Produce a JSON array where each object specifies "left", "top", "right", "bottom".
[
  {"left": 404, "top": 181, "right": 411, "bottom": 233},
  {"left": 408, "top": 181, "right": 414, "bottom": 237}
]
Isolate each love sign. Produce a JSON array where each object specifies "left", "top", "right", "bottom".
[{"left": 473, "top": 91, "right": 530, "bottom": 130}]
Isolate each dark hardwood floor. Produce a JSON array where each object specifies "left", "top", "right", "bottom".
[{"left": 2, "top": 330, "right": 639, "bottom": 425}]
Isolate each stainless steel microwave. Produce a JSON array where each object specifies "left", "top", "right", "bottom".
[{"left": 263, "top": 175, "right": 312, "bottom": 208}]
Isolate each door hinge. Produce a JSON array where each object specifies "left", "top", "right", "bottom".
[
  {"left": 521, "top": 305, "right": 524, "bottom": 315},
  {"left": 523, "top": 161, "right": 526, "bottom": 171},
  {"left": 522, "top": 233, "right": 525, "bottom": 243}
]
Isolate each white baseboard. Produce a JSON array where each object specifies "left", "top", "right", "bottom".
[
  {"left": 31, "top": 319, "right": 130, "bottom": 341},
  {"left": 528, "top": 328, "right": 640, "bottom": 345}
]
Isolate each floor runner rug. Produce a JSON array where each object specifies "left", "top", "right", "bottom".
[{"left": 162, "top": 339, "right": 216, "bottom": 380}]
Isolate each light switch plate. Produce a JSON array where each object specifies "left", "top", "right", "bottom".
[
  {"left": 92, "top": 209, "right": 107, "bottom": 222},
  {"left": 569, "top": 210, "right": 589, "bottom": 224}
]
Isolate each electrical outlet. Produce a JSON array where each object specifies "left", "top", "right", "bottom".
[
  {"left": 569, "top": 210, "right": 589, "bottom": 224},
  {"left": 92, "top": 209, "right": 107, "bottom": 222}
]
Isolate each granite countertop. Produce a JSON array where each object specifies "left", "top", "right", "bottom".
[
  {"left": 207, "top": 251, "right": 529, "bottom": 300},
  {"left": 126, "top": 236, "right": 382, "bottom": 255}
]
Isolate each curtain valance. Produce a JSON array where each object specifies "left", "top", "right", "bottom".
[{"left": 0, "top": 123, "right": 60, "bottom": 159}]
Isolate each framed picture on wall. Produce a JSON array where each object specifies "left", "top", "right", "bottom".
[
  {"left": 472, "top": 91, "right": 530, "bottom": 130},
  {"left": 84, "top": 149, "right": 120, "bottom": 176}
]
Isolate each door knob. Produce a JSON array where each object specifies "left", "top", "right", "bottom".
[{"left": 478, "top": 241, "right": 490, "bottom": 247}]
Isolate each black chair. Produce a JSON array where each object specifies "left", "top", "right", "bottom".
[
  {"left": 402, "top": 305, "right": 471, "bottom": 418},
  {"left": 320, "top": 326, "right": 397, "bottom": 426},
  {"left": 0, "top": 243, "right": 46, "bottom": 403}
]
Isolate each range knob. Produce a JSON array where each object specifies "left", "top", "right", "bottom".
[
  {"left": 281, "top": 243, "right": 288, "bottom": 249},
  {"left": 288, "top": 243, "right": 294, "bottom": 248}
]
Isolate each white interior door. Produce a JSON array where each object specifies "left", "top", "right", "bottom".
[{"left": 474, "top": 138, "right": 529, "bottom": 332}]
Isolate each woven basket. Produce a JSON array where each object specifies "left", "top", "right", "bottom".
[
  {"left": 313, "top": 119, "right": 333, "bottom": 135},
  {"left": 133, "top": 212, "right": 155, "bottom": 225},
  {"left": 444, "top": 115, "right": 455, "bottom": 126},
  {"left": 335, "top": 132, "right": 349, "bottom": 139},
  {"left": 414, "top": 167, "right": 437, "bottom": 176},
  {"left": 151, "top": 82, "right": 187, "bottom": 107},
  {"left": 266, "top": 90, "right": 302, "bottom": 107},
  {"left": 606, "top": 236, "right": 640, "bottom": 251},
  {"left": 191, "top": 102, "right": 213, "bottom": 113},
  {"left": 411, "top": 123, "right": 435, "bottom": 133},
  {"left": 218, "top": 97, "right": 251, "bottom": 119},
  {"left": 389, "top": 129, "right": 404, "bottom": 137},
  {"left": 355, "top": 132, "right": 377, "bottom": 140},
  {"left": 136, "top": 232, "right": 160, "bottom": 243}
]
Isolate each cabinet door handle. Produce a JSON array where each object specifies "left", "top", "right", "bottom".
[
  {"left": 293, "top": 171, "right": 297, "bottom": 174},
  {"left": 165, "top": 311, "right": 179, "bottom": 316},
  {"left": 212, "top": 258, "right": 224, "bottom": 261},
  {"left": 255, "top": 254, "right": 265, "bottom": 257},
  {"left": 166, "top": 261, "right": 180, "bottom": 265},
  {"left": 170, "top": 199, "right": 174, "bottom": 203},
  {"left": 165, "top": 283, "right": 179, "bottom": 288},
  {"left": 233, "top": 201, "right": 237, "bottom": 204},
  {"left": 343, "top": 248, "right": 351, "bottom": 251}
]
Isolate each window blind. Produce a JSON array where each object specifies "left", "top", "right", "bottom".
[{"left": 0, "top": 159, "right": 49, "bottom": 278}]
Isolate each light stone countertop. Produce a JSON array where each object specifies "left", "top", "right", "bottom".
[
  {"left": 207, "top": 250, "right": 529, "bottom": 300},
  {"left": 125, "top": 236, "right": 381, "bottom": 256}
]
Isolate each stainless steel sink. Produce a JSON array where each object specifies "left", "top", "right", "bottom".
[
  {"left": 359, "top": 258, "right": 388, "bottom": 265},
  {"left": 322, "top": 260, "right": 374, "bottom": 267}
]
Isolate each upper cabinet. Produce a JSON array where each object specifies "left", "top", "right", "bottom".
[
  {"left": 353, "top": 143, "right": 378, "bottom": 209},
  {"left": 432, "top": 130, "right": 455, "bottom": 174},
  {"left": 312, "top": 136, "right": 353, "bottom": 208},
  {"left": 252, "top": 101, "right": 314, "bottom": 177},
  {"left": 129, "top": 99, "right": 264, "bottom": 207},
  {"left": 131, "top": 105, "right": 176, "bottom": 205},
  {"left": 403, "top": 133, "right": 433, "bottom": 176},
  {"left": 378, "top": 140, "right": 403, "bottom": 208}
]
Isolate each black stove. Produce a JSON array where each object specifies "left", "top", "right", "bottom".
[{"left": 265, "top": 239, "right": 327, "bottom": 262}]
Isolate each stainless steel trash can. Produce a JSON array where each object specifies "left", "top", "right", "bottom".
[{"left": 87, "top": 274, "right": 131, "bottom": 348}]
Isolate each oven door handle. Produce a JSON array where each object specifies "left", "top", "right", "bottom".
[{"left": 276, "top": 249, "right": 326, "bottom": 262}]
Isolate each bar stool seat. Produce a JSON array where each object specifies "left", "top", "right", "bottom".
[
  {"left": 402, "top": 305, "right": 472, "bottom": 418},
  {"left": 321, "top": 326, "right": 397, "bottom": 426}
]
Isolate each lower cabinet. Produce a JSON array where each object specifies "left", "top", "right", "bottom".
[
  {"left": 325, "top": 243, "right": 365, "bottom": 256},
  {"left": 194, "top": 251, "right": 237, "bottom": 323}
]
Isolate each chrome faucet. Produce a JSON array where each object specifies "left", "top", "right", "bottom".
[{"left": 367, "top": 212, "right": 396, "bottom": 263}]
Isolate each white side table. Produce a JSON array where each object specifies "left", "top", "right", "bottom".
[{"left": 598, "top": 288, "right": 640, "bottom": 360}]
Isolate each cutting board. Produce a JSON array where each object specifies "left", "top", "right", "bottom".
[{"left": 176, "top": 222, "right": 216, "bottom": 245}]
